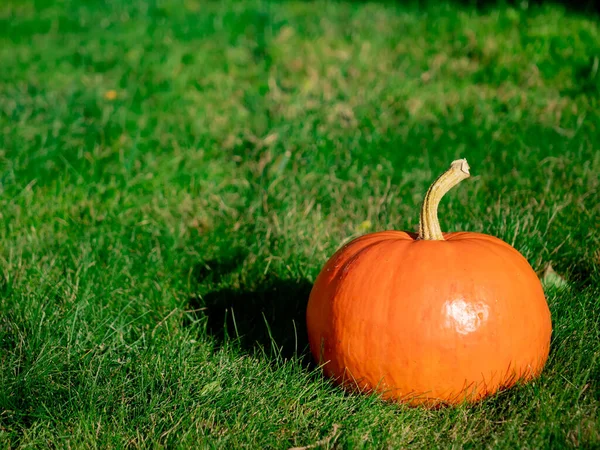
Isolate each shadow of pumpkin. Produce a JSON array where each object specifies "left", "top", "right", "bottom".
[{"left": 188, "top": 272, "right": 314, "bottom": 365}]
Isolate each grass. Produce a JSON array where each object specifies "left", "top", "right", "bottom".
[{"left": 0, "top": 0, "right": 599, "bottom": 447}]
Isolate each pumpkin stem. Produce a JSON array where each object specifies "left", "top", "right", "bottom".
[{"left": 418, "top": 159, "right": 470, "bottom": 240}]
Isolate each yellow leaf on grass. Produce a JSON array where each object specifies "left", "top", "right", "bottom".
[{"left": 357, "top": 220, "right": 372, "bottom": 233}]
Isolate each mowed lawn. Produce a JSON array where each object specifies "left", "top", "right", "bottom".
[{"left": 1, "top": 0, "right": 599, "bottom": 447}]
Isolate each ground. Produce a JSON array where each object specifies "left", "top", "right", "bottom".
[{"left": 0, "top": 0, "right": 599, "bottom": 448}]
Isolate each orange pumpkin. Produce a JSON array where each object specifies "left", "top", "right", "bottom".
[{"left": 306, "top": 159, "right": 552, "bottom": 406}]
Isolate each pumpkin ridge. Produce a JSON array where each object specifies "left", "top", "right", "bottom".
[{"left": 333, "top": 236, "right": 409, "bottom": 283}]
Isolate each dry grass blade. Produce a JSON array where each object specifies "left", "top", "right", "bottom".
[
  {"left": 541, "top": 264, "right": 569, "bottom": 289},
  {"left": 288, "top": 424, "right": 342, "bottom": 450}
]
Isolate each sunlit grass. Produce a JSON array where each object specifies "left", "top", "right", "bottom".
[{"left": 0, "top": 0, "right": 599, "bottom": 448}]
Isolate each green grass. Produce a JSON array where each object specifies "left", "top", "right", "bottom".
[{"left": 1, "top": 0, "right": 599, "bottom": 447}]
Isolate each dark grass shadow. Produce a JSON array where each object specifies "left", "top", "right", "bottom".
[
  {"left": 332, "top": 0, "right": 600, "bottom": 15},
  {"left": 188, "top": 276, "right": 315, "bottom": 365},
  {"left": 448, "top": 0, "right": 599, "bottom": 15},
  {"left": 191, "top": 248, "right": 248, "bottom": 283},
  {"left": 566, "top": 261, "right": 599, "bottom": 289}
]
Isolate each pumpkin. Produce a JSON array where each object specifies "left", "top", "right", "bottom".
[{"left": 306, "top": 159, "right": 552, "bottom": 406}]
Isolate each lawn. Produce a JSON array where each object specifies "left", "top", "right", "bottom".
[{"left": 1, "top": 0, "right": 599, "bottom": 447}]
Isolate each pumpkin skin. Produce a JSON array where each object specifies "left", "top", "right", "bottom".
[{"left": 306, "top": 230, "right": 552, "bottom": 407}]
